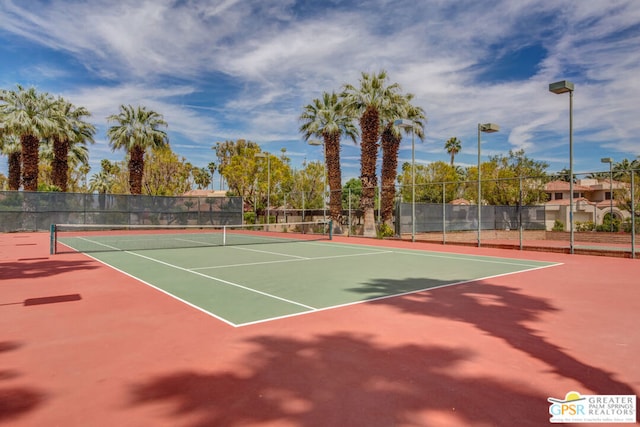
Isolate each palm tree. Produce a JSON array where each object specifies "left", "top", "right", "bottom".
[
  {"left": 613, "top": 159, "right": 634, "bottom": 181},
  {"left": 0, "top": 85, "right": 56, "bottom": 191},
  {"left": 51, "top": 97, "right": 95, "bottom": 191},
  {"left": 0, "top": 134, "right": 22, "bottom": 190},
  {"left": 586, "top": 171, "right": 608, "bottom": 180},
  {"left": 299, "top": 91, "right": 358, "bottom": 226},
  {"left": 342, "top": 70, "right": 402, "bottom": 237},
  {"left": 445, "top": 137, "right": 462, "bottom": 166},
  {"left": 379, "top": 95, "right": 425, "bottom": 225},
  {"left": 89, "top": 170, "right": 113, "bottom": 210},
  {"left": 107, "top": 105, "right": 168, "bottom": 194},
  {"left": 207, "top": 162, "right": 217, "bottom": 190},
  {"left": 40, "top": 137, "right": 91, "bottom": 188}
]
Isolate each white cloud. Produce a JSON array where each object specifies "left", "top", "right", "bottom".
[{"left": 1, "top": 0, "right": 639, "bottom": 179}]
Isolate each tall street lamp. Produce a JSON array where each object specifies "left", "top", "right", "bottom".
[
  {"left": 255, "top": 152, "right": 270, "bottom": 227},
  {"left": 395, "top": 119, "right": 416, "bottom": 242},
  {"left": 308, "top": 139, "right": 327, "bottom": 223},
  {"left": 549, "top": 80, "right": 575, "bottom": 253},
  {"left": 601, "top": 157, "right": 614, "bottom": 232},
  {"left": 477, "top": 123, "right": 499, "bottom": 247}
]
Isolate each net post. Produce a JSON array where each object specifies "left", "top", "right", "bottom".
[
  {"left": 329, "top": 220, "right": 333, "bottom": 240},
  {"left": 223, "top": 226, "right": 227, "bottom": 246},
  {"left": 50, "top": 224, "right": 56, "bottom": 255}
]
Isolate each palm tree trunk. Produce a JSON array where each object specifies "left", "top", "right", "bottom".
[
  {"left": 325, "top": 132, "right": 342, "bottom": 230},
  {"left": 360, "top": 106, "right": 379, "bottom": 237},
  {"left": 380, "top": 125, "right": 401, "bottom": 225},
  {"left": 21, "top": 134, "right": 39, "bottom": 191},
  {"left": 52, "top": 136, "right": 69, "bottom": 191},
  {"left": 8, "top": 151, "right": 21, "bottom": 190},
  {"left": 129, "top": 145, "right": 145, "bottom": 194}
]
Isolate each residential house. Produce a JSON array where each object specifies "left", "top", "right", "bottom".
[{"left": 543, "top": 179, "right": 629, "bottom": 230}]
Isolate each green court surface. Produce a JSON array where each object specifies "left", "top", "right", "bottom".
[{"left": 60, "top": 238, "right": 559, "bottom": 326}]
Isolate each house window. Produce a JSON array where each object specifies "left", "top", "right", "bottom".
[
  {"left": 555, "top": 193, "right": 563, "bottom": 200},
  {"left": 604, "top": 192, "right": 612, "bottom": 200}
]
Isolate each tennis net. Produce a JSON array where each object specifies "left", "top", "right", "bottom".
[{"left": 51, "top": 220, "right": 332, "bottom": 254}]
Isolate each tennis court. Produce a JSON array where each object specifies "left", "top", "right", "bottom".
[
  {"left": 54, "top": 223, "right": 559, "bottom": 326},
  {"left": 3, "top": 230, "right": 640, "bottom": 426}
]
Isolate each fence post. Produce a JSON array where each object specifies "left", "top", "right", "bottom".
[
  {"left": 632, "top": 170, "right": 636, "bottom": 258},
  {"left": 519, "top": 176, "right": 523, "bottom": 250},
  {"left": 49, "top": 224, "right": 56, "bottom": 255},
  {"left": 348, "top": 187, "right": 352, "bottom": 237},
  {"left": 442, "top": 182, "right": 446, "bottom": 244}
]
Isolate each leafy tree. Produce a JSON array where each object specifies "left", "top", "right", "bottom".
[
  {"left": 445, "top": 137, "right": 462, "bottom": 166},
  {"left": 299, "top": 91, "right": 358, "bottom": 226},
  {"left": 398, "top": 161, "right": 460, "bottom": 203},
  {"left": 142, "top": 146, "right": 193, "bottom": 195},
  {"left": 107, "top": 105, "right": 169, "bottom": 194},
  {"left": 216, "top": 143, "right": 293, "bottom": 213},
  {"left": 288, "top": 161, "right": 324, "bottom": 210},
  {"left": 342, "top": 70, "right": 402, "bottom": 236},
  {"left": 212, "top": 139, "right": 260, "bottom": 184},
  {"left": 464, "top": 149, "right": 549, "bottom": 205},
  {"left": 254, "top": 152, "right": 293, "bottom": 213},
  {"left": 342, "top": 177, "right": 362, "bottom": 210},
  {"left": 0, "top": 85, "right": 56, "bottom": 191}
]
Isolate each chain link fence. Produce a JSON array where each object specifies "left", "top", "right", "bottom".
[
  {"left": 3, "top": 169, "right": 638, "bottom": 257},
  {"left": 0, "top": 191, "right": 243, "bottom": 232}
]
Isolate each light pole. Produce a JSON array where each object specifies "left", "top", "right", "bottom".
[
  {"left": 395, "top": 119, "right": 416, "bottom": 242},
  {"left": 308, "top": 139, "right": 327, "bottom": 223},
  {"left": 477, "top": 123, "right": 499, "bottom": 247},
  {"left": 255, "top": 152, "right": 270, "bottom": 227},
  {"left": 549, "top": 80, "right": 575, "bottom": 254},
  {"left": 601, "top": 157, "right": 614, "bottom": 232}
]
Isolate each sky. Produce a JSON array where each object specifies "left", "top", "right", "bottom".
[{"left": 1, "top": 0, "right": 639, "bottom": 189}]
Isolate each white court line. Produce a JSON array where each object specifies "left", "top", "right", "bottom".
[
  {"left": 301, "top": 240, "right": 561, "bottom": 268},
  {"left": 228, "top": 245, "right": 309, "bottom": 259},
  {"left": 388, "top": 249, "right": 561, "bottom": 268},
  {"left": 63, "top": 237, "right": 560, "bottom": 328},
  {"left": 115, "top": 250, "right": 318, "bottom": 311},
  {"left": 190, "top": 250, "right": 394, "bottom": 270},
  {"left": 234, "top": 261, "right": 561, "bottom": 327}
]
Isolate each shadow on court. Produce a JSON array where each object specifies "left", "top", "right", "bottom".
[
  {"left": 362, "top": 277, "right": 636, "bottom": 396},
  {"left": 0, "top": 341, "right": 46, "bottom": 423},
  {"left": 129, "top": 333, "right": 548, "bottom": 426},
  {"left": 123, "top": 276, "right": 640, "bottom": 426},
  {"left": 0, "top": 259, "right": 99, "bottom": 280}
]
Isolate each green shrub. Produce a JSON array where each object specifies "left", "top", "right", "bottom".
[
  {"left": 622, "top": 217, "right": 640, "bottom": 233},
  {"left": 552, "top": 219, "right": 564, "bottom": 232},
  {"left": 244, "top": 211, "right": 256, "bottom": 224},
  {"left": 575, "top": 221, "right": 595, "bottom": 232},
  {"left": 376, "top": 223, "right": 395, "bottom": 239},
  {"left": 597, "top": 214, "right": 621, "bottom": 232}
]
